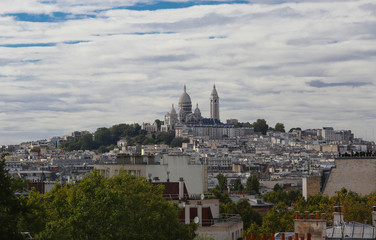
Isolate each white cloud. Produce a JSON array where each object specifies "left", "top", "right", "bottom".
[{"left": 1, "top": 0, "right": 376, "bottom": 144}]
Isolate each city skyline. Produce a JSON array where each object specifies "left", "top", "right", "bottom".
[{"left": 1, "top": 0, "right": 376, "bottom": 144}]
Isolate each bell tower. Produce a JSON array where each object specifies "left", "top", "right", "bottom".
[{"left": 210, "top": 84, "right": 220, "bottom": 121}]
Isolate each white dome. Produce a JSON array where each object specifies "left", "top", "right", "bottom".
[{"left": 179, "top": 85, "right": 192, "bottom": 105}]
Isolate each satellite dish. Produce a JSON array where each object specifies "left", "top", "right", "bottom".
[
  {"left": 182, "top": 202, "right": 186, "bottom": 208},
  {"left": 194, "top": 216, "right": 200, "bottom": 224},
  {"left": 200, "top": 193, "right": 205, "bottom": 200}
]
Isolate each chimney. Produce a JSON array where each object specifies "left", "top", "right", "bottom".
[
  {"left": 197, "top": 201, "right": 202, "bottom": 227},
  {"left": 294, "top": 211, "right": 327, "bottom": 240},
  {"left": 372, "top": 206, "right": 376, "bottom": 226},
  {"left": 333, "top": 206, "right": 344, "bottom": 225},
  {"left": 179, "top": 177, "right": 184, "bottom": 200},
  {"left": 185, "top": 202, "right": 190, "bottom": 224}
]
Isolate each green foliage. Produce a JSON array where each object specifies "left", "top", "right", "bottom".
[
  {"left": 235, "top": 122, "right": 253, "bottom": 128},
  {"left": 288, "top": 127, "right": 301, "bottom": 133},
  {"left": 252, "top": 119, "right": 269, "bottom": 135},
  {"left": 260, "top": 203, "right": 295, "bottom": 233},
  {"left": 30, "top": 148, "right": 41, "bottom": 153},
  {"left": 194, "top": 234, "right": 215, "bottom": 240},
  {"left": 0, "top": 154, "right": 24, "bottom": 240},
  {"left": 216, "top": 174, "right": 227, "bottom": 193},
  {"left": 236, "top": 199, "right": 262, "bottom": 229},
  {"left": 273, "top": 184, "right": 282, "bottom": 192},
  {"left": 60, "top": 123, "right": 180, "bottom": 152},
  {"left": 170, "top": 137, "right": 189, "bottom": 148},
  {"left": 21, "top": 170, "right": 197, "bottom": 240},
  {"left": 246, "top": 175, "right": 260, "bottom": 194},
  {"left": 262, "top": 189, "right": 302, "bottom": 206},
  {"left": 154, "top": 119, "right": 162, "bottom": 131},
  {"left": 274, "top": 123, "right": 285, "bottom": 132},
  {"left": 232, "top": 178, "right": 244, "bottom": 191}
]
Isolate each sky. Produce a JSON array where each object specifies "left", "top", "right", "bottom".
[{"left": 1, "top": 0, "right": 376, "bottom": 145}]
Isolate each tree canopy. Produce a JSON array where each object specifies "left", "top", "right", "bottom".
[
  {"left": 0, "top": 154, "right": 24, "bottom": 240},
  {"left": 252, "top": 119, "right": 269, "bottom": 135},
  {"left": 60, "top": 123, "right": 184, "bottom": 152},
  {"left": 20, "top": 170, "right": 197, "bottom": 240},
  {"left": 246, "top": 175, "right": 260, "bottom": 194},
  {"left": 274, "top": 123, "right": 285, "bottom": 132}
]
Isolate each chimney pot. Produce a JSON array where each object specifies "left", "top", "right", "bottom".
[
  {"left": 251, "top": 233, "right": 256, "bottom": 240},
  {"left": 294, "top": 233, "right": 299, "bottom": 240}
]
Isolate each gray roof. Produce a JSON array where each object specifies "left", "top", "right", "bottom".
[{"left": 326, "top": 222, "right": 376, "bottom": 240}]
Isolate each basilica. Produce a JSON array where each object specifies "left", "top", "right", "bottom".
[{"left": 162, "top": 85, "right": 221, "bottom": 131}]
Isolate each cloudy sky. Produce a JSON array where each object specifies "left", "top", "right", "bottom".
[{"left": 1, "top": 0, "right": 376, "bottom": 144}]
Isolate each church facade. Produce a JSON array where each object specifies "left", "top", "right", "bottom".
[
  {"left": 161, "top": 85, "right": 253, "bottom": 140},
  {"left": 162, "top": 85, "right": 221, "bottom": 132}
]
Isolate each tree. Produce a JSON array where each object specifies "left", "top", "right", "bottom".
[
  {"left": 236, "top": 199, "right": 262, "bottom": 229},
  {"left": 170, "top": 137, "right": 189, "bottom": 148},
  {"left": 259, "top": 203, "right": 295, "bottom": 233},
  {"left": 246, "top": 175, "right": 260, "bottom": 194},
  {"left": 252, "top": 119, "right": 269, "bottom": 135},
  {"left": 288, "top": 127, "right": 301, "bottom": 133},
  {"left": 94, "top": 127, "right": 113, "bottom": 146},
  {"left": 274, "top": 123, "right": 285, "bottom": 132},
  {"left": 273, "top": 183, "right": 283, "bottom": 192},
  {"left": 22, "top": 170, "right": 197, "bottom": 240},
  {"left": 216, "top": 173, "right": 227, "bottom": 193},
  {"left": 0, "top": 154, "right": 24, "bottom": 240},
  {"left": 154, "top": 119, "right": 162, "bottom": 131},
  {"left": 232, "top": 178, "right": 244, "bottom": 191}
]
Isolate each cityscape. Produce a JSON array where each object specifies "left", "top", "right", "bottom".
[{"left": 1, "top": 0, "right": 376, "bottom": 240}]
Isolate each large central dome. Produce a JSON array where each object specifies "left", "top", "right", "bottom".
[
  {"left": 178, "top": 85, "right": 192, "bottom": 122},
  {"left": 179, "top": 85, "right": 192, "bottom": 105}
]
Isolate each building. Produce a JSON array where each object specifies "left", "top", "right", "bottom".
[
  {"left": 95, "top": 153, "right": 208, "bottom": 195},
  {"left": 322, "top": 155, "right": 376, "bottom": 197},
  {"left": 162, "top": 85, "right": 252, "bottom": 140}
]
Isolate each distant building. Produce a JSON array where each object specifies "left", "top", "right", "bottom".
[
  {"left": 321, "top": 155, "right": 376, "bottom": 197},
  {"left": 95, "top": 153, "right": 208, "bottom": 195},
  {"left": 161, "top": 85, "right": 254, "bottom": 140}
]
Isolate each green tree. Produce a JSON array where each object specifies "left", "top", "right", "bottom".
[
  {"left": 0, "top": 154, "right": 24, "bottom": 240},
  {"left": 273, "top": 183, "right": 283, "bottom": 192},
  {"left": 216, "top": 174, "right": 227, "bottom": 193},
  {"left": 94, "top": 127, "right": 113, "bottom": 146},
  {"left": 22, "top": 170, "right": 197, "bottom": 240},
  {"left": 170, "top": 137, "right": 189, "bottom": 148},
  {"left": 260, "top": 203, "right": 295, "bottom": 233},
  {"left": 274, "top": 123, "right": 285, "bottom": 132},
  {"left": 154, "top": 119, "right": 162, "bottom": 131},
  {"left": 246, "top": 175, "right": 260, "bottom": 194},
  {"left": 252, "top": 119, "right": 269, "bottom": 135},
  {"left": 236, "top": 199, "right": 262, "bottom": 229},
  {"left": 79, "top": 133, "right": 96, "bottom": 150},
  {"left": 232, "top": 178, "right": 244, "bottom": 191},
  {"left": 288, "top": 127, "right": 301, "bottom": 133}
]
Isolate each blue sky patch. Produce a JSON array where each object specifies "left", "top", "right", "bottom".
[
  {"left": 5, "top": 12, "right": 97, "bottom": 23},
  {"left": 21, "top": 59, "right": 41, "bottom": 63},
  {"left": 124, "top": 1, "right": 249, "bottom": 11},
  {"left": 64, "top": 41, "right": 91, "bottom": 45},
  {"left": 0, "top": 43, "right": 56, "bottom": 48}
]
